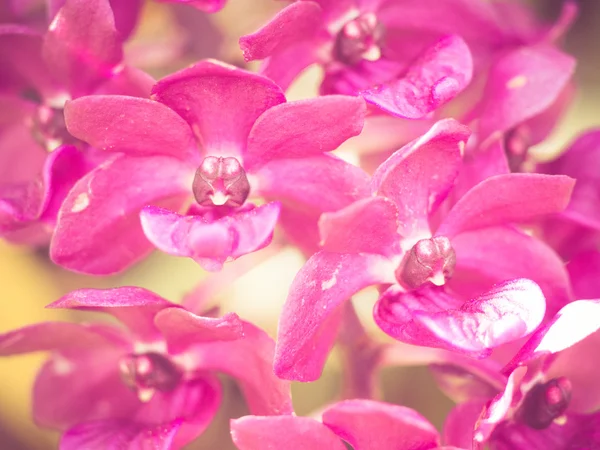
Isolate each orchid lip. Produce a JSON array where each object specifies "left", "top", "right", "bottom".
[
  {"left": 192, "top": 156, "right": 251, "bottom": 208},
  {"left": 118, "top": 351, "right": 183, "bottom": 402},
  {"left": 333, "top": 12, "right": 385, "bottom": 66},
  {"left": 516, "top": 376, "right": 572, "bottom": 430},
  {"left": 396, "top": 236, "right": 456, "bottom": 289}
]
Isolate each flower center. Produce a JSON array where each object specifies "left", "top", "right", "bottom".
[
  {"left": 192, "top": 156, "right": 250, "bottom": 208},
  {"left": 396, "top": 236, "right": 456, "bottom": 289},
  {"left": 333, "top": 13, "right": 385, "bottom": 66},
  {"left": 516, "top": 377, "right": 572, "bottom": 430},
  {"left": 119, "top": 352, "right": 182, "bottom": 402}
]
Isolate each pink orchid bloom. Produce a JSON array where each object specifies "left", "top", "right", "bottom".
[
  {"left": 0, "top": 0, "right": 153, "bottom": 246},
  {"left": 0, "top": 287, "right": 292, "bottom": 450},
  {"left": 275, "top": 118, "right": 575, "bottom": 381},
  {"left": 231, "top": 399, "right": 461, "bottom": 450},
  {"left": 52, "top": 59, "right": 369, "bottom": 274}
]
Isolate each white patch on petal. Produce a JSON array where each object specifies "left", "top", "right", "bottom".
[
  {"left": 458, "top": 140, "right": 466, "bottom": 156},
  {"left": 133, "top": 340, "right": 167, "bottom": 354},
  {"left": 321, "top": 266, "right": 341, "bottom": 290},
  {"left": 71, "top": 193, "right": 90, "bottom": 213},
  {"left": 52, "top": 355, "right": 74, "bottom": 375},
  {"left": 506, "top": 75, "right": 527, "bottom": 89}
]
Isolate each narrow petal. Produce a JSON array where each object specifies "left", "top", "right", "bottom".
[
  {"left": 371, "top": 118, "right": 470, "bottom": 239},
  {"left": 239, "top": 1, "right": 322, "bottom": 61},
  {"left": 50, "top": 155, "right": 191, "bottom": 274},
  {"left": 322, "top": 399, "right": 440, "bottom": 450},
  {"left": 43, "top": 0, "right": 123, "bottom": 96},
  {"left": 375, "top": 280, "right": 546, "bottom": 356},
  {"left": 361, "top": 35, "right": 473, "bottom": 119},
  {"left": 154, "top": 309, "right": 244, "bottom": 353},
  {"left": 231, "top": 416, "right": 346, "bottom": 450},
  {"left": 319, "top": 196, "right": 400, "bottom": 257},
  {"left": 275, "top": 251, "right": 395, "bottom": 381},
  {"left": 64, "top": 96, "right": 198, "bottom": 161},
  {"left": 140, "top": 202, "right": 280, "bottom": 271},
  {"left": 152, "top": 60, "right": 285, "bottom": 156},
  {"left": 437, "top": 174, "right": 575, "bottom": 238},
  {"left": 443, "top": 400, "right": 487, "bottom": 449},
  {"left": 244, "top": 96, "right": 366, "bottom": 169}
]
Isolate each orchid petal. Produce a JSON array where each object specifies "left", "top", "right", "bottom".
[
  {"left": 166, "top": 0, "right": 227, "bottom": 13},
  {"left": 443, "top": 400, "right": 487, "bottom": 449},
  {"left": 567, "top": 250, "right": 600, "bottom": 301},
  {"left": 258, "top": 40, "right": 318, "bottom": 92}
]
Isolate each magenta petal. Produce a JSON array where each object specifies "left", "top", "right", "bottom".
[
  {"left": 361, "top": 35, "right": 473, "bottom": 119},
  {"left": 239, "top": 1, "right": 322, "bottom": 61},
  {"left": 244, "top": 95, "right": 365, "bottom": 169},
  {"left": 164, "top": 0, "right": 227, "bottom": 13},
  {"left": 258, "top": 40, "right": 319, "bottom": 92},
  {"left": 568, "top": 250, "right": 600, "bottom": 300},
  {"left": 140, "top": 202, "right": 280, "bottom": 271},
  {"left": 154, "top": 309, "right": 244, "bottom": 353},
  {"left": 477, "top": 44, "right": 576, "bottom": 141},
  {"left": 437, "top": 173, "right": 575, "bottom": 238},
  {"left": 371, "top": 118, "right": 470, "bottom": 239},
  {"left": 503, "top": 299, "right": 600, "bottom": 374},
  {"left": 192, "top": 322, "right": 293, "bottom": 415},
  {"left": 48, "top": 287, "right": 175, "bottom": 341},
  {"left": 322, "top": 399, "right": 440, "bottom": 450},
  {"left": 50, "top": 155, "right": 190, "bottom": 274},
  {"left": 275, "top": 252, "right": 395, "bottom": 381},
  {"left": 231, "top": 415, "right": 346, "bottom": 450},
  {"left": 443, "top": 400, "right": 487, "bottom": 449},
  {"left": 319, "top": 197, "right": 400, "bottom": 257},
  {"left": 60, "top": 419, "right": 181, "bottom": 450},
  {"left": 43, "top": 0, "right": 123, "bottom": 96},
  {"left": 64, "top": 96, "right": 197, "bottom": 161},
  {"left": 152, "top": 60, "right": 285, "bottom": 156}
]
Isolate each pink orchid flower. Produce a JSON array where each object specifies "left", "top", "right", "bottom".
[
  {"left": 0, "top": 0, "right": 153, "bottom": 246},
  {"left": 275, "top": 118, "right": 575, "bottom": 381},
  {"left": 51, "top": 59, "right": 369, "bottom": 274},
  {"left": 231, "top": 399, "right": 462, "bottom": 450},
  {"left": 0, "top": 287, "right": 292, "bottom": 449}
]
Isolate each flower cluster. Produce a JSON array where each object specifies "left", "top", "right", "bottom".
[{"left": 1, "top": 0, "right": 599, "bottom": 449}]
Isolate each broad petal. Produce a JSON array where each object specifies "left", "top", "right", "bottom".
[
  {"left": 152, "top": 60, "right": 285, "bottom": 156},
  {"left": 322, "top": 399, "right": 440, "bottom": 450},
  {"left": 50, "top": 155, "right": 191, "bottom": 274},
  {"left": 375, "top": 280, "right": 546, "bottom": 356},
  {"left": 47, "top": 287, "right": 176, "bottom": 341},
  {"left": 437, "top": 174, "right": 575, "bottom": 238},
  {"left": 64, "top": 96, "right": 198, "bottom": 161},
  {"left": 361, "top": 35, "right": 473, "bottom": 119},
  {"left": 231, "top": 416, "right": 346, "bottom": 450},
  {"left": 477, "top": 45, "right": 576, "bottom": 142},
  {"left": 244, "top": 95, "right": 366, "bottom": 169},
  {"left": 239, "top": 1, "right": 322, "bottom": 61},
  {"left": 371, "top": 118, "right": 470, "bottom": 239},
  {"left": 191, "top": 322, "right": 293, "bottom": 415},
  {"left": 154, "top": 309, "right": 244, "bottom": 353},
  {"left": 319, "top": 196, "right": 400, "bottom": 257},
  {"left": 275, "top": 251, "right": 395, "bottom": 381},
  {"left": 43, "top": 0, "right": 123, "bottom": 96},
  {"left": 443, "top": 400, "right": 487, "bottom": 449},
  {"left": 140, "top": 202, "right": 280, "bottom": 271}
]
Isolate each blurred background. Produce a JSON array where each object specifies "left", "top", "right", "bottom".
[{"left": 1, "top": 0, "right": 599, "bottom": 448}]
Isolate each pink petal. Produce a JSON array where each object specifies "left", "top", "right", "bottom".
[
  {"left": 96, "top": 65, "right": 155, "bottom": 97},
  {"left": 361, "top": 35, "right": 473, "bottom": 119},
  {"left": 375, "top": 279, "right": 546, "bottom": 356},
  {"left": 319, "top": 196, "right": 400, "bottom": 257},
  {"left": 371, "top": 118, "right": 470, "bottom": 239},
  {"left": 64, "top": 96, "right": 198, "bottom": 161},
  {"left": 50, "top": 154, "right": 190, "bottom": 274},
  {"left": 322, "top": 399, "right": 440, "bottom": 450},
  {"left": 48, "top": 287, "right": 176, "bottom": 341},
  {"left": 477, "top": 44, "right": 576, "bottom": 142},
  {"left": 60, "top": 419, "right": 181, "bottom": 450},
  {"left": 231, "top": 415, "right": 346, "bottom": 450},
  {"left": 43, "top": 0, "right": 123, "bottom": 96},
  {"left": 275, "top": 251, "right": 395, "bottom": 381},
  {"left": 193, "top": 321, "right": 293, "bottom": 416},
  {"left": 502, "top": 299, "right": 600, "bottom": 374},
  {"left": 258, "top": 40, "right": 319, "bottom": 92},
  {"left": 140, "top": 202, "right": 280, "bottom": 271},
  {"left": 437, "top": 174, "right": 575, "bottom": 238},
  {"left": 443, "top": 400, "right": 487, "bottom": 449},
  {"left": 567, "top": 250, "right": 600, "bottom": 300},
  {"left": 239, "top": 1, "right": 322, "bottom": 61},
  {"left": 154, "top": 309, "right": 244, "bottom": 353},
  {"left": 151, "top": 60, "right": 285, "bottom": 156},
  {"left": 244, "top": 95, "right": 365, "bottom": 169},
  {"left": 162, "top": 0, "right": 227, "bottom": 13}
]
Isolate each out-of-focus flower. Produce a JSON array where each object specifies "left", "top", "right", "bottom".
[
  {"left": 0, "top": 287, "right": 292, "bottom": 449},
  {"left": 52, "top": 59, "right": 369, "bottom": 274},
  {"left": 0, "top": 0, "right": 153, "bottom": 246},
  {"left": 231, "top": 399, "right": 460, "bottom": 450},
  {"left": 157, "top": 0, "right": 227, "bottom": 14},
  {"left": 275, "top": 118, "right": 575, "bottom": 381}
]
